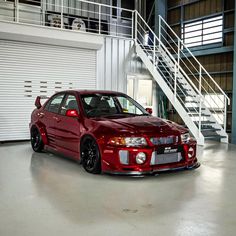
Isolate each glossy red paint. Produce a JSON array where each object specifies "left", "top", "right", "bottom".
[{"left": 30, "top": 90, "right": 200, "bottom": 175}]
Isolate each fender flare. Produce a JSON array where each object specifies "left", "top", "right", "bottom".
[{"left": 30, "top": 123, "right": 48, "bottom": 145}]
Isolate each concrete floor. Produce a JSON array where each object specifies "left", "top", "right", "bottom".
[{"left": 0, "top": 142, "right": 236, "bottom": 236}]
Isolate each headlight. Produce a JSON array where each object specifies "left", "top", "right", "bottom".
[
  {"left": 181, "top": 133, "right": 190, "bottom": 143},
  {"left": 108, "top": 137, "right": 147, "bottom": 147},
  {"left": 125, "top": 137, "right": 147, "bottom": 147}
]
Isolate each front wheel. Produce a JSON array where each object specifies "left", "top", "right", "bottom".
[
  {"left": 31, "top": 127, "right": 44, "bottom": 152},
  {"left": 80, "top": 137, "right": 101, "bottom": 174}
]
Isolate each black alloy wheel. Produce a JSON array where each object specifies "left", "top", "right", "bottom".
[
  {"left": 81, "top": 137, "right": 101, "bottom": 174},
  {"left": 31, "top": 128, "right": 44, "bottom": 152}
]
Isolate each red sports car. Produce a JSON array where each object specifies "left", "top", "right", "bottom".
[{"left": 30, "top": 90, "right": 200, "bottom": 175}]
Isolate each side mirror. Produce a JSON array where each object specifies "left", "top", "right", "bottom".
[
  {"left": 35, "top": 96, "right": 42, "bottom": 109},
  {"left": 145, "top": 107, "right": 153, "bottom": 115},
  {"left": 65, "top": 109, "right": 79, "bottom": 118}
]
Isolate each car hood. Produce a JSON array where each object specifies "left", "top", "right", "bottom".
[{"left": 92, "top": 115, "right": 187, "bottom": 135}]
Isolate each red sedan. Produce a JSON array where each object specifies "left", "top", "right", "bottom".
[{"left": 30, "top": 90, "right": 200, "bottom": 175}]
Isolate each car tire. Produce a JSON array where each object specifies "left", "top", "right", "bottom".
[
  {"left": 81, "top": 136, "right": 101, "bottom": 174},
  {"left": 31, "top": 127, "right": 44, "bottom": 152}
]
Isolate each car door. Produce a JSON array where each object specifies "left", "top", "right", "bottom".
[
  {"left": 53, "top": 93, "right": 81, "bottom": 155},
  {"left": 42, "top": 93, "right": 65, "bottom": 147}
]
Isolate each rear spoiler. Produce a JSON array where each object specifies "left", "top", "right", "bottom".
[{"left": 34, "top": 96, "right": 49, "bottom": 109}]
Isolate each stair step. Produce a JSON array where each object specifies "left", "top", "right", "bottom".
[
  {"left": 177, "top": 93, "right": 195, "bottom": 97},
  {"left": 185, "top": 101, "right": 200, "bottom": 104},
  {"left": 194, "top": 121, "right": 216, "bottom": 125},
  {"left": 186, "top": 107, "right": 206, "bottom": 112},
  {"left": 188, "top": 113, "right": 211, "bottom": 117},
  {"left": 158, "top": 64, "right": 168, "bottom": 67},
  {"left": 201, "top": 121, "right": 215, "bottom": 124},
  {"left": 179, "top": 82, "right": 187, "bottom": 86},
  {"left": 204, "top": 134, "right": 227, "bottom": 140},
  {"left": 160, "top": 71, "right": 171, "bottom": 75},
  {"left": 201, "top": 128, "right": 221, "bottom": 132},
  {"left": 177, "top": 86, "right": 191, "bottom": 90}
]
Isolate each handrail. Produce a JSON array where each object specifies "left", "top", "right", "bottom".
[
  {"left": 134, "top": 10, "right": 229, "bottom": 133},
  {"left": 159, "top": 25, "right": 225, "bottom": 110},
  {"left": 0, "top": 0, "right": 134, "bottom": 39},
  {"left": 156, "top": 13, "right": 229, "bottom": 129},
  {"left": 136, "top": 12, "right": 201, "bottom": 99},
  {"left": 158, "top": 15, "right": 230, "bottom": 105},
  {"left": 74, "top": 0, "right": 134, "bottom": 13},
  {"left": 136, "top": 13, "right": 202, "bottom": 116}
]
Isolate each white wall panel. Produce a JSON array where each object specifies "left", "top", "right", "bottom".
[
  {"left": 0, "top": 40, "right": 96, "bottom": 141},
  {"left": 97, "top": 37, "right": 151, "bottom": 93}
]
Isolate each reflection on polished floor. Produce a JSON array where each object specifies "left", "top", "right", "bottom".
[{"left": 0, "top": 141, "right": 236, "bottom": 236}]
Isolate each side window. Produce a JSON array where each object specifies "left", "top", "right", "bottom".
[
  {"left": 45, "top": 94, "right": 64, "bottom": 113},
  {"left": 60, "top": 95, "right": 79, "bottom": 116}
]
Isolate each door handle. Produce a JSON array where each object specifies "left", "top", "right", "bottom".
[
  {"left": 53, "top": 116, "right": 61, "bottom": 123},
  {"left": 38, "top": 112, "right": 44, "bottom": 118}
]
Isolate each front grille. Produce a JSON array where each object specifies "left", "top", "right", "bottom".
[
  {"left": 150, "top": 136, "right": 178, "bottom": 145},
  {"left": 150, "top": 152, "right": 182, "bottom": 165}
]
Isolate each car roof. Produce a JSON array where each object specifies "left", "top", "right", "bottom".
[{"left": 61, "top": 90, "right": 126, "bottom": 96}]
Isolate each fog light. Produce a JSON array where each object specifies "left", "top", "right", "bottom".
[
  {"left": 136, "top": 152, "right": 146, "bottom": 164},
  {"left": 188, "top": 147, "right": 195, "bottom": 159}
]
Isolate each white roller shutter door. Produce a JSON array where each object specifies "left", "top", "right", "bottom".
[{"left": 0, "top": 40, "right": 96, "bottom": 141}]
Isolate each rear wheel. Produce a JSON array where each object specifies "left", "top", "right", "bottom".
[
  {"left": 81, "top": 137, "right": 101, "bottom": 174},
  {"left": 31, "top": 127, "right": 44, "bottom": 152}
]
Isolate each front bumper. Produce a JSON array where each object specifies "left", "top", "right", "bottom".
[
  {"left": 103, "top": 161, "right": 200, "bottom": 176},
  {"left": 101, "top": 141, "right": 198, "bottom": 175}
]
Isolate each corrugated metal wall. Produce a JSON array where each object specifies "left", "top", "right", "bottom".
[
  {"left": 0, "top": 40, "right": 96, "bottom": 141},
  {"left": 97, "top": 37, "right": 152, "bottom": 93}
]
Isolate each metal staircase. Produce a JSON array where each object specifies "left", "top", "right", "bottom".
[{"left": 134, "top": 12, "right": 230, "bottom": 145}]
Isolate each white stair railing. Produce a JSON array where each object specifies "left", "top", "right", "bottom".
[
  {"left": 158, "top": 15, "right": 230, "bottom": 132},
  {"left": 0, "top": 0, "right": 134, "bottom": 39},
  {"left": 133, "top": 11, "right": 229, "bottom": 144}
]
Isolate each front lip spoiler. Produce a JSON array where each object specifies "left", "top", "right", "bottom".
[{"left": 103, "top": 162, "right": 201, "bottom": 176}]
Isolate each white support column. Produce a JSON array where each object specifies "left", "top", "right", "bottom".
[
  {"left": 153, "top": 37, "right": 156, "bottom": 69},
  {"left": 224, "top": 96, "right": 227, "bottom": 131},
  {"left": 41, "top": 0, "right": 46, "bottom": 26},
  {"left": 199, "top": 66, "right": 202, "bottom": 134},
  {"left": 134, "top": 10, "right": 137, "bottom": 44},
  {"left": 131, "top": 11, "right": 134, "bottom": 39},
  {"left": 199, "top": 66, "right": 202, "bottom": 93},
  {"left": 61, "top": 0, "right": 63, "bottom": 29},
  {"left": 174, "top": 63, "right": 177, "bottom": 101},
  {"left": 98, "top": 4, "right": 101, "bottom": 34},
  {"left": 15, "top": 0, "right": 19, "bottom": 23},
  {"left": 177, "top": 39, "right": 180, "bottom": 78},
  {"left": 199, "top": 98, "right": 202, "bottom": 135}
]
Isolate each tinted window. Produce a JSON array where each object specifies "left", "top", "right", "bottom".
[
  {"left": 81, "top": 94, "right": 148, "bottom": 117},
  {"left": 45, "top": 94, "right": 64, "bottom": 113},
  {"left": 60, "top": 95, "right": 79, "bottom": 115}
]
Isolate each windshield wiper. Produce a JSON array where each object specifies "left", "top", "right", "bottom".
[{"left": 137, "top": 113, "right": 150, "bottom": 116}]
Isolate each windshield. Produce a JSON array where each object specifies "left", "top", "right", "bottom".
[{"left": 81, "top": 94, "right": 149, "bottom": 118}]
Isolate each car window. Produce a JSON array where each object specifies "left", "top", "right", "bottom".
[
  {"left": 116, "top": 96, "right": 143, "bottom": 115},
  {"left": 81, "top": 94, "right": 118, "bottom": 117},
  {"left": 60, "top": 94, "right": 79, "bottom": 115},
  {"left": 45, "top": 94, "right": 64, "bottom": 113},
  {"left": 81, "top": 94, "right": 148, "bottom": 118}
]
